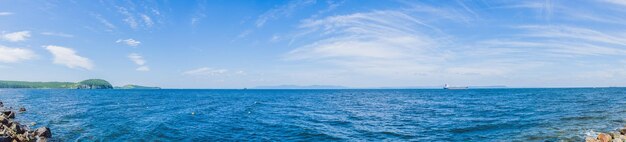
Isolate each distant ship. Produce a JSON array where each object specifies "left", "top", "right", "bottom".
[{"left": 444, "top": 84, "right": 468, "bottom": 90}]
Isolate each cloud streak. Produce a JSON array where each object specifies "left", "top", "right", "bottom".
[
  {"left": 128, "top": 53, "right": 150, "bottom": 71},
  {"left": 0, "top": 45, "right": 36, "bottom": 63},
  {"left": 256, "top": 0, "right": 316, "bottom": 27},
  {"left": 116, "top": 39, "right": 141, "bottom": 47},
  {"left": 44, "top": 45, "right": 94, "bottom": 70},
  {"left": 2, "top": 31, "right": 31, "bottom": 42},
  {"left": 0, "top": 12, "right": 13, "bottom": 16},
  {"left": 183, "top": 67, "right": 245, "bottom": 77},
  {"left": 286, "top": 10, "right": 449, "bottom": 78},
  {"left": 41, "top": 32, "right": 74, "bottom": 38}
]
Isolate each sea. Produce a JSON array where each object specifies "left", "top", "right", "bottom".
[{"left": 0, "top": 88, "right": 625, "bottom": 141}]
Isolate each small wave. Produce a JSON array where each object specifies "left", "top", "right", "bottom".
[
  {"left": 449, "top": 124, "right": 502, "bottom": 133},
  {"left": 560, "top": 116, "right": 606, "bottom": 121}
]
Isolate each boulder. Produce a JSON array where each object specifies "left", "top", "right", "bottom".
[
  {"left": 34, "top": 127, "right": 51, "bottom": 138},
  {"left": 620, "top": 128, "right": 626, "bottom": 135},
  {"left": 10, "top": 121, "right": 25, "bottom": 134},
  {"left": 36, "top": 137, "right": 48, "bottom": 142},
  {"left": 0, "top": 116, "right": 8, "bottom": 125},
  {"left": 588, "top": 136, "right": 599, "bottom": 142},
  {"left": 598, "top": 133, "right": 613, "bottom": 142},
  {"left": 0, "top": 136, "right": 11, "bottom": 142},
  {"left": 0, "top": 111, "right": 14, "bottom": 119},
  {"left": 611, "top": 132, "right": 622, "bottom": 139}
]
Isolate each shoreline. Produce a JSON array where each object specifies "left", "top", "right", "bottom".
[{"left": 0, "top": 101, "right": 51, "bottom": 142}]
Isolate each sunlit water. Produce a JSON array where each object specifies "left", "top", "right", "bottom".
[{"left": 0, "top": 88, "right": 625, "bottom": 141}]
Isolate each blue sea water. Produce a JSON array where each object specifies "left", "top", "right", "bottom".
[{"left": 1, "top": 88, "right": 625, "bottom": 141}]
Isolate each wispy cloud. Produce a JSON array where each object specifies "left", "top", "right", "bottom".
[
  {"left": 473, "top": 25, "right": 626, "bottom": 57},
  {"left": 117, "top": 7, "right": 139, "bottom": 29},
  {"left": 603, "top": 0, "right": 626, "bottom": 7},
  {"left": 140, "top": 14, "right": 154, "bottom": 28},
  {"left": 0, "top": 12, "right": 13, "bottom": 16},
  {"left": 116, "top": 39, "right": 141, "bottom": 47},
  {"left": 93, "top": 13, "right": 116, "bottom": 31},
  {"left": 136, "top": 66, "right": 150, "bottom": 71},
  {"left": 183, "top": 67, "right": 228, "bottom": 76},
  {"left": 128, "top": 53, "right": 149, "bottom": 71},
  {"left": 2, "top": 31, "right": 31, "bottom": 42},
  {"left": 41, "top": 32, "right": 74, "bottom": 38},
  {"left": 191, "top": 1, "right": 207, "bottom": 26},
  {"left": 0, "top": 45, "right": 36, "bottom": 63},
  {"left": 255, "top": 0, "right": 316, "bottom": 27},
  {"left": 128, "top": 53, "right": 146, "bottom": 65},
  {"left": 183, "top": 67, "right": 245, "bottom": 77},
  {"left": 286, "top": 10, "right": 448, "bottom": 77},
  {"left": 44, "top": 45, "right": 94, "bottom": 70}
]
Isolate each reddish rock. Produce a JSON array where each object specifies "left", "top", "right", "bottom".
[{"left": 598, "top": 133, "right": 613, "bottom": 142}]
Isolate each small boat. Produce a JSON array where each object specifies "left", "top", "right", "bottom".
[{"left": 444, "top": 84, "right": 468, "bottom": 90}]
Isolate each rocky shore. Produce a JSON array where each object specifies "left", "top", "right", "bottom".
[
  {"left": 0, "top": 102, "right": 51, "bottom": 142},
  {"left": 586, "top": 127, "right": 626, "bottom": 142}
]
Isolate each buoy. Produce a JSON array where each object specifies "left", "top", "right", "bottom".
[{"left": 191, "top": 112, "right": 195, "bottom": 115}]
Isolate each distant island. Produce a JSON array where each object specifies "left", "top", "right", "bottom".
[
  {"left": 254, "top": 85, "right": 348, "bottom": 89},
  {"left": 0, "top": 79, "right": 160, "bottom": 89}
]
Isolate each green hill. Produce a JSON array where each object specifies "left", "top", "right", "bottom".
[
  {"left": 0, "top": 80, "right": 77, "bottom": 88},
  {"left": 76, "top": 79, "right": 113, "bottom": 89},
  {"left": 0, "top": 79, "right": 113, "bottom": 89}
]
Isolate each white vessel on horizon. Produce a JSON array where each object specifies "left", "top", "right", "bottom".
[{"left": 444, "top": 84, "right": 468, "bottom": 90}]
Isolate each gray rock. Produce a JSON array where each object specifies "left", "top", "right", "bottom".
[{"left": 34, "top": 127, "right": 51, "bottom": 138}]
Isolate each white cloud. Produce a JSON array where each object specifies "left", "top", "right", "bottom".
[
  {"left": 183, "top": 67, "right": 231, "bottom": 76},
  {"left": 116, "top": 39, "right": 141, "bottom": 47},
  {"left": 140, "top": 14, "right": 154, "bottom": 27},
  {"left": 603, "top": 0, "right": 626, "bottom": 7},
  {"left": 41, "top": 32, "right": 74, "bottom": 38},
  {"left": 136, "top": 66, "right": 150, "bottom": 71},
  {"left": 44, "top": 45, "right": 93, "bottom": 70},
  {"left": 117, "top": 7, "right": 138, "bottom": 29},
  {"left": 128, "top": 53, "right": 146, "bottom": 65},
  {"left": 0, "top": 45, "right": 36, "bottom": 63},
  {"left": 286, "top": 10, "right": 448, "bottom": 77},
  {"left": 93, "top": 14, "right": 116, "bottom": 31},
  {"left": 256, "top": 0, "right": 316, "bottom": 27},
  {"left": 128, "top": 53, "right": 149, "bottom": 72},
  {"left": 2, "top": 31, "right": 31, "bottom": 42},
  {"left": 0, "top": 12, "right": 13, "bottom": 16},
  {"left": 191, "top": 1, "right": 208, "bottom": 26}
]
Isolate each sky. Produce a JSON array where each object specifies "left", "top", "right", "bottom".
[{"left": 2, "top": 0, "right": 626, "bottom": 88}]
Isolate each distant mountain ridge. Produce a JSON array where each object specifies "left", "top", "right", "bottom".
[
  {"left": 254, "top": 85, "right": 507, "bottom": 89},
  {"left": 254, "top": 85, "right": 348, "bottom": 89},
  {"left": 0, "top": 79, "right": 159, "bottom": 89}
]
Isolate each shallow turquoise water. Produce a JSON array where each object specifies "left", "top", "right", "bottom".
[{"left": 0, "top": 88, "right": 625, "bottom": 141}]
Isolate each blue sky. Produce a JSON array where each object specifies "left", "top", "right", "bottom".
[{"left": 1, "top": 0, "right": 626, "bottom": 88}]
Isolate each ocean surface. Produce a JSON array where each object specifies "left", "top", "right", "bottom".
[{"left": 1, "top": 88, "right": 625, "bottom": 141}]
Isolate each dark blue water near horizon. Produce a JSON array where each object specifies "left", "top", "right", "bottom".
[{"left": 1, "top": 88, "right": 625, "bottom": 141}]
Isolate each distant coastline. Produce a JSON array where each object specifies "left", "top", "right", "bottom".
[
  {"left": 252, "top": 85, "right": 508, "bottom": 89},
  {"left": 0, "top": 79, "right": 160, "bottom": 89}
]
